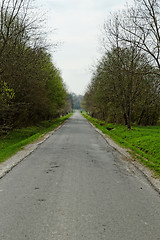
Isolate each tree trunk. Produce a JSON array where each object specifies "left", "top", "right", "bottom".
[
  {"left": 127, "top": 118, "right": 131, "bottom": 130},
  {"left": 124, "top": 108, "right": 131, "bottom": 130},
  {"left": 138, "top": 109, "right": 145, "bottom": 125},
  {"left": 124, "top": 113, "right": 128, "bottom": 126}
]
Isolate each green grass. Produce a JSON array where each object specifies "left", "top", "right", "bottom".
[
  {"left": 0, "top": 113, "right": 72, "bottom": 163},
  {"left": 83, "top": 113, "right": 160, "bottom": 177}
]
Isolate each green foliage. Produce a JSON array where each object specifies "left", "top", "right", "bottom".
[
  {"left": 0, "top": 80, "right": 15, "bottom": 101},
  {"left": 83, "top": 113, "right": 160, "bottom": 176},
  {"left": 0, "top": 113, "right": 72, "bottom": 163},
  {"left": 83, "top": 47, "right": 160, "bottom": 128},
  {"left": 0, "top": 1, "right": 71, "bottom": 132},
  {"left": 45, "top": 60, "right": 67, "bottom": 116}
]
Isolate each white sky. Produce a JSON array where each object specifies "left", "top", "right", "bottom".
[{"left": 34, "top": 0, "right": 134, "bottom": 95}]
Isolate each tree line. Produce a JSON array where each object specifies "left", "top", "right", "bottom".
[
  {"left": 69, "top": 93, "right": 83, "bottom": 110},
  {"left": 82, "top": 0, "right": 160, "bottom": 129},
  {"left": 0, "top": 0, "right": 71, "bottom": 134}
]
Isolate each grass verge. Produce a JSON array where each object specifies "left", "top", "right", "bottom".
[
  {"left": 0, "top": 113, "right": 72, "bottom": 163},
  {"left": 82, "top": 113, "right": 160, "bottom": 177}
]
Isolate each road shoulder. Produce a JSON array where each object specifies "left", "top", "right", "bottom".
[
  {"left": 0, "top": 124, "right": 63, "bottom": 179},
  {"left": 89, "top": 121, "right": 160, "bottom": 194}
]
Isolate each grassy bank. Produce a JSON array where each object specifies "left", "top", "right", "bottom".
[
  {"left": 83, "top": 113, "right": 160, "bottom": 177},
  {"left": 0, "top": 113, "right": 72, "bottom": 163}
]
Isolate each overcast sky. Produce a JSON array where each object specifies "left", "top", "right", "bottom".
[{"left": 34, "top": 0, "right": 134, "bottom": 95}]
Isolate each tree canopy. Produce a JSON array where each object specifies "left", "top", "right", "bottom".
[
  {"left": 0, "top": 0, "right": 71, "bottom": 133},
  {"left": 83, "top": 0, "right": 160, "bottom": 129}
]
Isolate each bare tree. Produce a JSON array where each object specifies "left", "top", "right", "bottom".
[
  {"left": 0, "top": 0, "right": 33, "bottom": 55},
  {"left": 115, "top": 0, "right": 160, "bottom": 69}
]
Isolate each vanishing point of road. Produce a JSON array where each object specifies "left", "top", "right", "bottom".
[{"left": 0, "top": 111, "right": 160, "bottom": 240}]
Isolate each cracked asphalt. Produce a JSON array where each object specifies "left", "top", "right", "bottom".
[{"left": 0, "top": 111, "right": 160, "bottom": 240}]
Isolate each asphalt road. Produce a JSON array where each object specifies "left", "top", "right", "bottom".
[{"left": 0, "top": 111, "right": 160, "bottom": 240}]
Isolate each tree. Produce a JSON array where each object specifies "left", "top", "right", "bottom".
[
  {"left": 83, "top": 46, "right": 160, "bottom": 128},
  {"left": 94, "top": 8, "right": 160, "bottom": 128},
  {"left": 113, "top": 0, "right": 160, "bottom": 69},
  {"left": 0, "top": 0, "right": 69, "bottom": 132},
  {"left": 69, "top": 93, "right": 83, "bottom": 110},
  {"left": 0, "top": 0, "right": 34, "bottom": 61}
]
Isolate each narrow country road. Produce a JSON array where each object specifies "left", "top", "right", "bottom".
[{"left": 0, "top": 111, "right": 160, "bottom": 240}]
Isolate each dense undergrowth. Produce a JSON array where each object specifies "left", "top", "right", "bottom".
[
  {"left": 0, "top": 113, "right": 72, "bottom": 163},
  {"left": 83, "top": 113, "right": 160, "bottom": 177}
]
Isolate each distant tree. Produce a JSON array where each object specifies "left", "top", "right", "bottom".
[
  {"left": 62, "top": 94, "right": 72, "bottom": 115},
  {"left": 69, "top": 93, "right": 83, "bottom": 110}
]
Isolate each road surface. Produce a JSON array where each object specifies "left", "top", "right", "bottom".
[{"left": 0, "top": 111, "right": 160, "bottom": 240}]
